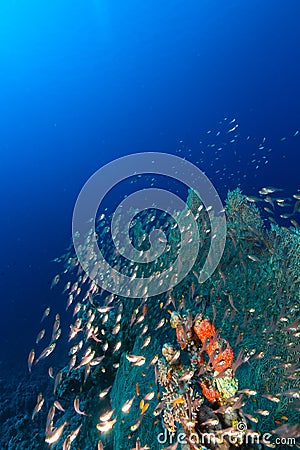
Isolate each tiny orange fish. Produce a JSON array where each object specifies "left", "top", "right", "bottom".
[
  {"left": 172, "top": 397, "right": 185, "bottom": 406},
  {"left": 136, "top": 382, "right": 140, "bottom": 396},
  {"left": 141, "top": 403, "right": 149, "bottom": 414}
]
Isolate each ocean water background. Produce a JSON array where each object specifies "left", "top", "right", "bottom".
[{"left": 0, "top": 0, "right": 300, "bottom": 378}]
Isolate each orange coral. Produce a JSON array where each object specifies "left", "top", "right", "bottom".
[
  {"left": 211, "top": 346, "right": 234, "bottom": 373},
  {"left": 205, "top": 339, "right": 219, "bottom": 357},
  {"left": 171, "top": 311, "right": 236, "bottom": 404},
  {"left": 199, "top": 379, "right": 220, "bottom": 403},
  {"left": 193, "top": 318, "right": 216, "bottom": 343},
  {"left": 193, "top": 318, "right": 234, "bottom": 373},
  {"left": 175, "top": 325, "right": 187, "bottom": 350}
]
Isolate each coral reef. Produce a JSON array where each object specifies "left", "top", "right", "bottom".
[
  {"left": 2, "top": 187, "right": 299, "bottom": 449},
  {"left": 157, "top": 311, "right": 246, "bottom": 449}
]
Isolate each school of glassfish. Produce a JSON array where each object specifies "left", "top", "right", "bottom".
[
  {"left": 27, "top": 122, "right": 300, "bottom": 449},
  {"left": 26, "top": 182, "right": 300, "bottom": 449}
]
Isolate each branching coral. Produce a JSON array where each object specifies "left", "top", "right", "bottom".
[{"left": 158, "top": 344, "right": 202, "bottom": 437}]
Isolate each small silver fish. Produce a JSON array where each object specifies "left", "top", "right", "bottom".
[
  {"left": 35, "top": 343, "right": 56, "bottom": 364},
  {"left": 28, "top": 349, "right": 35, "bottom": 372}
]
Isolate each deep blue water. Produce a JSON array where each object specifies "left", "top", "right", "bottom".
[{"left": 1, "top": 0, "right": 300, "bottom": 369}]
